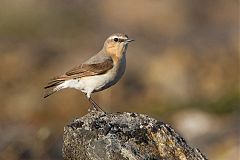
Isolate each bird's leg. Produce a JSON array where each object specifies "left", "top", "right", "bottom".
[
  {"left": 88, "top": 97, "right": 105, "bottom": 113},
  {"left": 84, "top": 92, "right": 105, "bottom": 113}
]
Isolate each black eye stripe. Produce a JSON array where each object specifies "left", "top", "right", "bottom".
[
  {"left": 113, "top": 38, "right": 125, "bottom": 42},
  {"left": 119, "top": 39, "right": 124, "bottom": 42}
]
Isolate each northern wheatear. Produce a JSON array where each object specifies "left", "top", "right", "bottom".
[{"left": 44, "top": 33, "right": 134, "bottom": 112}]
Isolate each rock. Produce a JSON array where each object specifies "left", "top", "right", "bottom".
[{"left": 63, "top": 110, "right": 207, "bottom": 160}]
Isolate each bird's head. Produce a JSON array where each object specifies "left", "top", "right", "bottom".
[{"left": 104, "top": 33, "right": 134, "bottom": 59}]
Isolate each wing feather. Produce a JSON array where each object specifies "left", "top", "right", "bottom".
[
  {"left": 44, "top": 58, "right": 114, "bottom": 89},
  {"left": 66, "top": 58, "right": 113, "bottom": 76}
]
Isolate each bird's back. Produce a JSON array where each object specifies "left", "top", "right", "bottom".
[{"left": 84, "top": 50, "right": 112, "bottom": 65}]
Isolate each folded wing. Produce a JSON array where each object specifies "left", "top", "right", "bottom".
[{"left": 44, "top": 58, "right": 113, "bottom": 89}]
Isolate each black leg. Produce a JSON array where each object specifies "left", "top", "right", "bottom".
[{"left": 88, "top": 97, "right": 105, "bottom": 113}]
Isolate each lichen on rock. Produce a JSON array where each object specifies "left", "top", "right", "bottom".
[{"left": 63, "top": 110, "right": 207, "bottom": 160}]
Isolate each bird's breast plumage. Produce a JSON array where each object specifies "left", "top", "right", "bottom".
[{"left": 93, "top": 54, "right": 126, "bottom": 92}]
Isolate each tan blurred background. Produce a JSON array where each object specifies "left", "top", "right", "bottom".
[{"left": 0, "top": 0, "right": 239, "bottom": 159}]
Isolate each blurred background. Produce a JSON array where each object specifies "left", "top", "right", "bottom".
[{"left": 0, "top": 0, "right": 239, "bottom": 159}]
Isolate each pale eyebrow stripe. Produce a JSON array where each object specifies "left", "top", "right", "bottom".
[{"left": 109, "top": 36, "right": 127, "bottom": 40}]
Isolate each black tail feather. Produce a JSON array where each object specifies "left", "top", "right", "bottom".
[
  {"left": 43, "top": 89, "right": 57, "bottom": 98},
  {"left": 43, "top": 79, "right": 64, "bottom": 98},
  {"left": 44, "top": 80, "right": 63, "bottom": 89}
]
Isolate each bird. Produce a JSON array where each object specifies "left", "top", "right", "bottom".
[{"left": 44, "top": 33, "right": 134, "bottom": 112}]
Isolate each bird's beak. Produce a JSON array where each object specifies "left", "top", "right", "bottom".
[{"left": 126, "top": 39, "right": 134, "bottom": 43}]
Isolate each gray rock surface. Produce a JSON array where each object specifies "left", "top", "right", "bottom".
[{"left": 63, "top": 110, "right": 207, "bottom": 160}]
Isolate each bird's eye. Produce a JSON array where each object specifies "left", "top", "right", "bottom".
[{"left": 114, "top": 38, "right": 119, "bottom": 42}]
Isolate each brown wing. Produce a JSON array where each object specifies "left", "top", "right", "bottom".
[
  {"left": 66, "top": 58, "right": 113, "bottom": 76},
  {"left": 44, "top": 58, "right": 113, "bottom": 89}
]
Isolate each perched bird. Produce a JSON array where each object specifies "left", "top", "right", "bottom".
[{"left": 44, "top": 33, "right": 134, "bottom": 112}]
